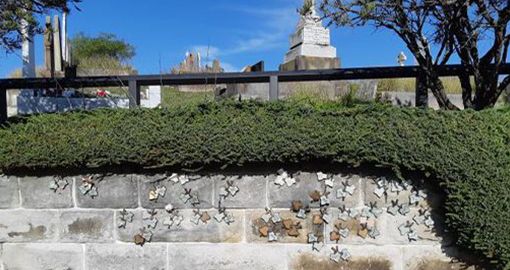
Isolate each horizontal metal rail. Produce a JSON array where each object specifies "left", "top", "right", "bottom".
[
  {"left": 1, "top": 63, "right": 510, "bottom": 123},
  {"left": 1, "top": 64, "right": 510, "bottom": 89}
]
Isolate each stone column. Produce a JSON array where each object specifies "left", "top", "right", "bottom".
[
  {"left": 20, "top": 18, "right": 36, "bottom": 102},
  {"left": 21, "top": 19, "right": 36, "bottom": 78},
  {"left": 62, "top": 12, "right": 68, "bottom": 64},
  {"left": 44, "top": 16, "right": 55, "bottom": 77},
  {"left": 53, "top": 15, "right": 63, "bottom": 73}
]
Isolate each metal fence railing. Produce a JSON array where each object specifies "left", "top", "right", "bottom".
[{"left": 1, "top": 64, "right": 510, "bottom": 123}]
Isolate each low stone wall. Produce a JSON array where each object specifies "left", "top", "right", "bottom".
[{"left": 0, "top": 171, "right": 473, "bottom": 270}]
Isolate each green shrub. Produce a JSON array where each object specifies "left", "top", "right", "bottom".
[{"left": 0, "top": 101, "right": 509, "bottom": 268}]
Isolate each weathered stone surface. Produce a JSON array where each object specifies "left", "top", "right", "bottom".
[
  {"left": 19, "top": 176, "right": 73, "bottom": 209},
  {"left": 214, "top": 175, "right": 267, "bottom": 208},
  {"left": 116, "top": 209, "right": 243, "bottom": 243},
  {"left": 385, "top": 208, "right": 445, "bottom": 245},
  {"left": 329, "top": 174, "right": 362, "bottom": 208},
  {"left": 0, "top": 243, "right": 83, "bottom": 270},
  {"left": 0, "top": 210, "right": 58, "bottom": 242},
  {"left": 140, "top": 175, "right": 214, "bottom": 209},
  {"left": 86, "top": 243, "right": 166, "bottom": 270},
  {"left": 363, "top": 177, "right": 412, "bottom": 207},
  {"left": 0, "top": 176, "right": 19, "bottom": 209},
  {"left": 168, "top": 244, "right": 287, "bottom": 270},
  {"left": 76, "top": 175, "right": 139, "bottom": 209},
  {"left": 286, "top": 244, "right": 402, "bottom": 270},
  {"left": 403, "top": 245, "right": 476, "bottom": 270},
  {"left": 325, "top": 208, "right": 387, "bottom": 245},
  {"left": 59, "top": 210, "right": 114, "bottom": 243},
  {"left": 268, "top": 172, "right": 322, "bottom": 208},
  {"left": 246, "top": 210, "right": 323, "bottom": 244}
]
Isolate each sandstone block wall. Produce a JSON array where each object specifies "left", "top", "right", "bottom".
[{"left": 0, "top": 171, "right": 473, "bottom": 270}]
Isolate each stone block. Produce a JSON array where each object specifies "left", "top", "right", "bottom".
[
  {"left": 214, "top": 175, "right": 267, "bottom": 208},
  {"left": 246, "top": 210, "right": 323, "bottom": 244},
  {"left": 86, "top": 243, "right": 166, "bottom": 270},
  {"left": 286, "top": 244, "right": 402, "bottom": 270},
  {"left": 280, "top": 56, "right": 340, "bottom": 71},
  {"left": 0, "top": 210, "right": 58, "bottom": 242},
  {"left": 385, "top": 208, "right": 445, "bottom": 245},
  {"left": 59, "top": 210, "right": 114, "bottom": 243},
  {"left": 268, "top": 172, "right": 323, "bottom": 209},
  {"left": 116, "top": 209, "right": 243, "bottom": 243},
  {"left": 140, "top": 175, "right": 214, "bottom": 209},
  {"left": 325, "top": 208, "right": 386, "bottom": 245},
  {"left": 19, "top": 176, "right": 73, "bottom": 209},
  {"left": 363, "top": 177, "right": 413, "bottom": 207},
  {"left": 328, "top": 174, "right": 362, "bottom": 208},
  {"left": 402, "top": 245, "right": 476, "bottom": 270},
  {"left": 75, "top": 174, "right": 138, "bottom": 209},
  {"left": 0, "top": 243, "right": 83, "bottom": 270},
  {"left": 0, "top": 176, "right": 19, "bottom": 209},
  {"left": 168, "top": 244, "right": 287, "bottom": 270}
]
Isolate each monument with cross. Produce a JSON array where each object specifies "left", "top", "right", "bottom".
[{"left": 280, "top": 0, "right": 340, "bottom": 71}]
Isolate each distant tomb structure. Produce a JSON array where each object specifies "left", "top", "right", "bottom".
[
  {"left": 280, "top": 0, "right": 340, "bottom": 71},
  {"left": 172, "top": 51, "right": 224, "bottom": 74},
  {"left": 172, "top": 51, "right": 225, "bottom": 92}
]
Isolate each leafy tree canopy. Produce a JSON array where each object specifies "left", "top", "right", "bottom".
[
  {"left": 0, "top": 0, "right": 80, "bottom": 52},
  {"left": 71, "top": 32, "right": 135, "bottom": 63},
  {"left": 320, "top": 0, "right": 510, "bottom": 110}
]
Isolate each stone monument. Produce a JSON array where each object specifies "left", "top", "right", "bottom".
[
  {"left": 44, "top": 16, "right": 54, "bottom": 76},
  {"left": 280, "top": 0, "right": 340, "bottom": 71},
  {"left": 397, "top": 51, "right": 407, "bottom": 66},
  {"left": 53, "top": 15, "right": 63, "bottom": 73},
  {"left": 21, "top": 19, "right": 36, "bottom": 78}
]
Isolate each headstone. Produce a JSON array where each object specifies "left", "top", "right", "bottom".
[
  {"left": 280, "top": 0, "right": 339, "bottom": 71},
  {"left": 53, "top": 15, "right": 63, "bottom": 72}
]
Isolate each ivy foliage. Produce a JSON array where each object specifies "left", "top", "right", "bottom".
[{"left": 0, "top": 101, "right": 510, "bottom": 268}]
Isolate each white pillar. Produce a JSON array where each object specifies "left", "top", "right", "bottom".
[
  {"left": 53, "top": 15, "right": 63, "bottom": 72},
  {"left": 62, "top": 12, "right": 68, "bottom": 64},
  {"left": 21, "top": 19, "right": 36, "bottom": 78}
]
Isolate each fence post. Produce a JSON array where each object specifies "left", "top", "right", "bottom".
[
  {"left": 269, "top": 75, "right": 279, "bottom": 101},
  {"left": 415, "top": 74, "right": 428, "bottom": 108},
  {"left": 0, "top": 88, "right": 7, "bottom": 124},
  {"left": 128, "top": 79, "right": 141, "bottom": 108}
]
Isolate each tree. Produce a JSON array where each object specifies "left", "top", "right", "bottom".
[
  {"left": 71, "top": 33, "right": 135, "bottom": 63},
  {"left": 320, "top": 0, "right": 510, "bottom": 110},
  {"left": 0, "top": 0, "right": 80, "bottom": 53},
  {"left": 70, "top": 33, "right": 136, "bottom": 76}
]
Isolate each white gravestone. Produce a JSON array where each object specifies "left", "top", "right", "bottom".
[{"left": 283, "top": 0, "right": 337, "bottom": 64}]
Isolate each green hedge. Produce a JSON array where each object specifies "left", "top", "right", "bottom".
[{"left": 1, "top": 101, "right": 510, "bottom": 268}]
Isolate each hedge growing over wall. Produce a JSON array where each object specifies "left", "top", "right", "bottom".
[{"left": 1, "top": 101, "right": 509, "bottom": 268}]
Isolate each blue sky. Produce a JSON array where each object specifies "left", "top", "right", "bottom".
[{"left": 0, "top": 0, "right": 418, "bottom": 77}]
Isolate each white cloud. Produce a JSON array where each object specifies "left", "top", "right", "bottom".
[
  {"left": 220, "top": 62, "right": 239, "bottom": 72},
  {"left": 188, "top": 2, "right": 300, "bottom": 70},
  {"left": 224, "top": 6, "right": 297, "bottom": 54}
]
